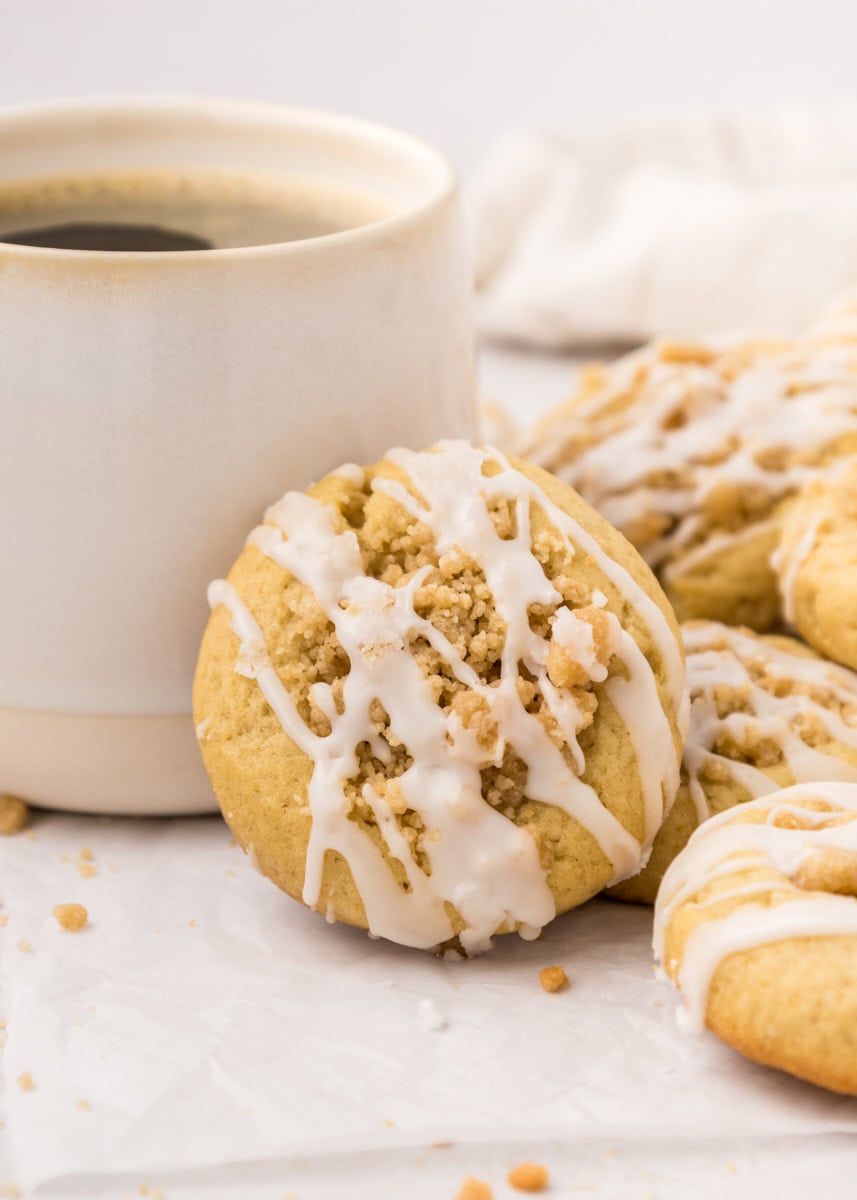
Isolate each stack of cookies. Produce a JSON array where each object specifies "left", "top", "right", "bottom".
[
  {"left": 193, "top": 294, "right": 857, "bottom": 1097},
  {"left": 519, "top": 292, "right": 857, "bottom": 1094}
]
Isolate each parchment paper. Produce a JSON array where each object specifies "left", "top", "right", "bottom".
[{"left": 1, "top": 811, "right": 856, "bottom": 1199}]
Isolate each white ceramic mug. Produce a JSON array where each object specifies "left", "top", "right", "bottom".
[{"left": 0, "top": 96, "right": 476, "bottom": 815}]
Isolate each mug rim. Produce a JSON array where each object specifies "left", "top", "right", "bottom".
[{"left": 0, "top": 94, "right": 458, "bottom": 261}]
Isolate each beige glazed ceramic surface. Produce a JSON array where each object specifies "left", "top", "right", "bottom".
[{"left": 0, "top": 96, "right": 476, "bottom": 814}]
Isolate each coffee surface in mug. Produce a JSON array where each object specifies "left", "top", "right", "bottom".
[{"left": 0, "top": 169, "right": 392, "bottom": 251}]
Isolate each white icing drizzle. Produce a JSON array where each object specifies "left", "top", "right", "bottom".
[
  {"left": 551, "top": 606, "right": 610, "bottom": 682},
  {"left": 332, "top": 462, "right": 366, "bottom": 486},
  {"left": 519, "top": 331, "right": 857, "bottom": 583},
  {"left": 376, "top": 444, "right": 685, "bottom": 841},
  {"left": 209, "top": 442, "right": 684, "bottom": 953},
  {"left": 773, "top": 514, "right": 822, "bottom": 625},
  {"left": 653, "top": 781, "right": 857, "bottom": 1033},
  {"left": 773, "top": 455, "right": 857, "bottom": 624},
  {"left": 682, "top": 622, "right": 857, "bottom": 823}
]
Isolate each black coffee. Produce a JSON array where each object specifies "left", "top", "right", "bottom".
[
  {"left": 0, "top": 170, "right": 391, "bottom": 252},
  {"left": 3, "top": 222, "right": 213, "bottom": 252}
]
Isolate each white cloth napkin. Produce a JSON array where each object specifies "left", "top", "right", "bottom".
[{"left": 470, "top": 106, "right": 857, "bottom": 348}]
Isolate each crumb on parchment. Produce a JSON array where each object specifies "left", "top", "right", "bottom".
[
  {"left": 53, "top": 903, "right": 88, "bottom": 932},
  {"left": 16, "top": 1072, "right": 34, "bottom": 1092},
  {"left": 456, "top": 1179, "right": 493, "bottom": 1200},
  {"left": 508, "top": 1161, "right": 550, "bottom": 1192},
  {"left": 538, "top": 965, "right": 568, "bottom": 993},
  {"left": 0, "top": 795, "right": 28, "bottom": 836},
  {"left": 74, "top": 848, "right": 98, "bottom": 880},
  {"left": 16, "top": 939, "right": 32, "bottom": 954}
]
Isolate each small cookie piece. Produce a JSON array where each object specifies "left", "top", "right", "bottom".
[
  {"left": 775, "top": 456, "right": 857, "bottom": 672},
  {"left": 612, "top": 621, "right": 857, "bottom": 904},
  {"left": 654, "top": 782, "right": 857, "bottom": 1095},
  {"left": 508, "top": 1162, "right": 549, "bottom": 1192},
  {"left": 0, "top": 794, "right": 28, "bottom": 836},
  {"left": 53, "top": 903, "right": 88, "bottom": 932},
  {"left": 195, "top": 441, "right": 686, "bottom": 955},
  {"left": 519, "top": 305, "right": 857, "bottom": 631},
  {"left": 16, "top": 1072, "right": 34, "bottom": 1092},
  {"left": 538, "top": 965, "right": 568, "bottom": 993},
  {"left": 456, "top": 1181, "right": 493, "bottom": 1200}
]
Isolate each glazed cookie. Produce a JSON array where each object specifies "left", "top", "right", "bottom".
[
  {"left": 518, "top": 316, "right": 857, "bottom": 629},
  {"left": 194, "top": 441, "right": 687, "bottom": 955},
  {"left": 612, "top": 621, "right": 857, "bottom": 904},
  {"left": 654, "top": 782, "right": 857, "bottom": 1095},
  {"left": 775, "top": 456, "right": 857, "bottom": 672}
]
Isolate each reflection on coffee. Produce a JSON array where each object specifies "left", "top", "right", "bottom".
[{"left": 0, "top": 170, "right": 392, "bottom": 251}]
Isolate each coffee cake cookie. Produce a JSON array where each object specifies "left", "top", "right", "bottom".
[
  {"left": 194, "top": 441, "right": 687, "bottom": 954},
  {"left": 775, "top": 456, "right": 857, "bottom": 673},
  {"left": 519, "top": 310, "right": 857, "bottom": 629},
  {"left": 654, "top": 782, "right": 857, "bottom": 1095},
  {"left": 612, "top": 621, "right": 857, "bottom": 904}
]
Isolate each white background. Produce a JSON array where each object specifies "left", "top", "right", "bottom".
[{"left": 3, "top": 0, "right": 857, "bottom": 176}]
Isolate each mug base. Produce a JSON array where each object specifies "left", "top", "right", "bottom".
[{"left": 0, "top": 706, "right": 217, "bottom": 816}]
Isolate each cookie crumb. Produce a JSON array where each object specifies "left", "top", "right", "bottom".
[
  {"left": 188, "top": 918, "right": 198, "bottom": 928},
  {"left": 0, "top": 1185, "right": 21, "bottom": 1197},
  {"left": 539, "top": 965, "right": 568, "bottom": 993},
  {"left": 0, "top": 914, "right": 8, "bottom": 927},
  {"left": 139, "top": 1187, "right": 165, "bottom": 1199},
  {"left": 456, "top": 1179, "right": 493, "bottom": 1200},
  {"left": 508, "top": 1162, "right": 549, "bottom": 1192},
  {"left": 16, "top": 938, "right": 32, "bottom": 954},
  {"left": 53, "top": 903, "right": 88, "bottom": 932},
  {"left": 0, "top": 794, "right": 28, "bottom": 836},
  {"left": 77, "top": 1099, "right": 91, "bottom": 1111},
  {"left": 17, "top": 1072, "right": 34, "bottom": 1092},
  {"left": 79, "top": 847, "right": 93, "bottom": 862}
]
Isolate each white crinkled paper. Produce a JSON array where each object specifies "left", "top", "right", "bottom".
[{"left": 2, "top": 811, "right": 857, "bottom": 1199}]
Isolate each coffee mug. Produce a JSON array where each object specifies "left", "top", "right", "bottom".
[{"left": 0, "top": 96, "right": 476, "bottom": 815}]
